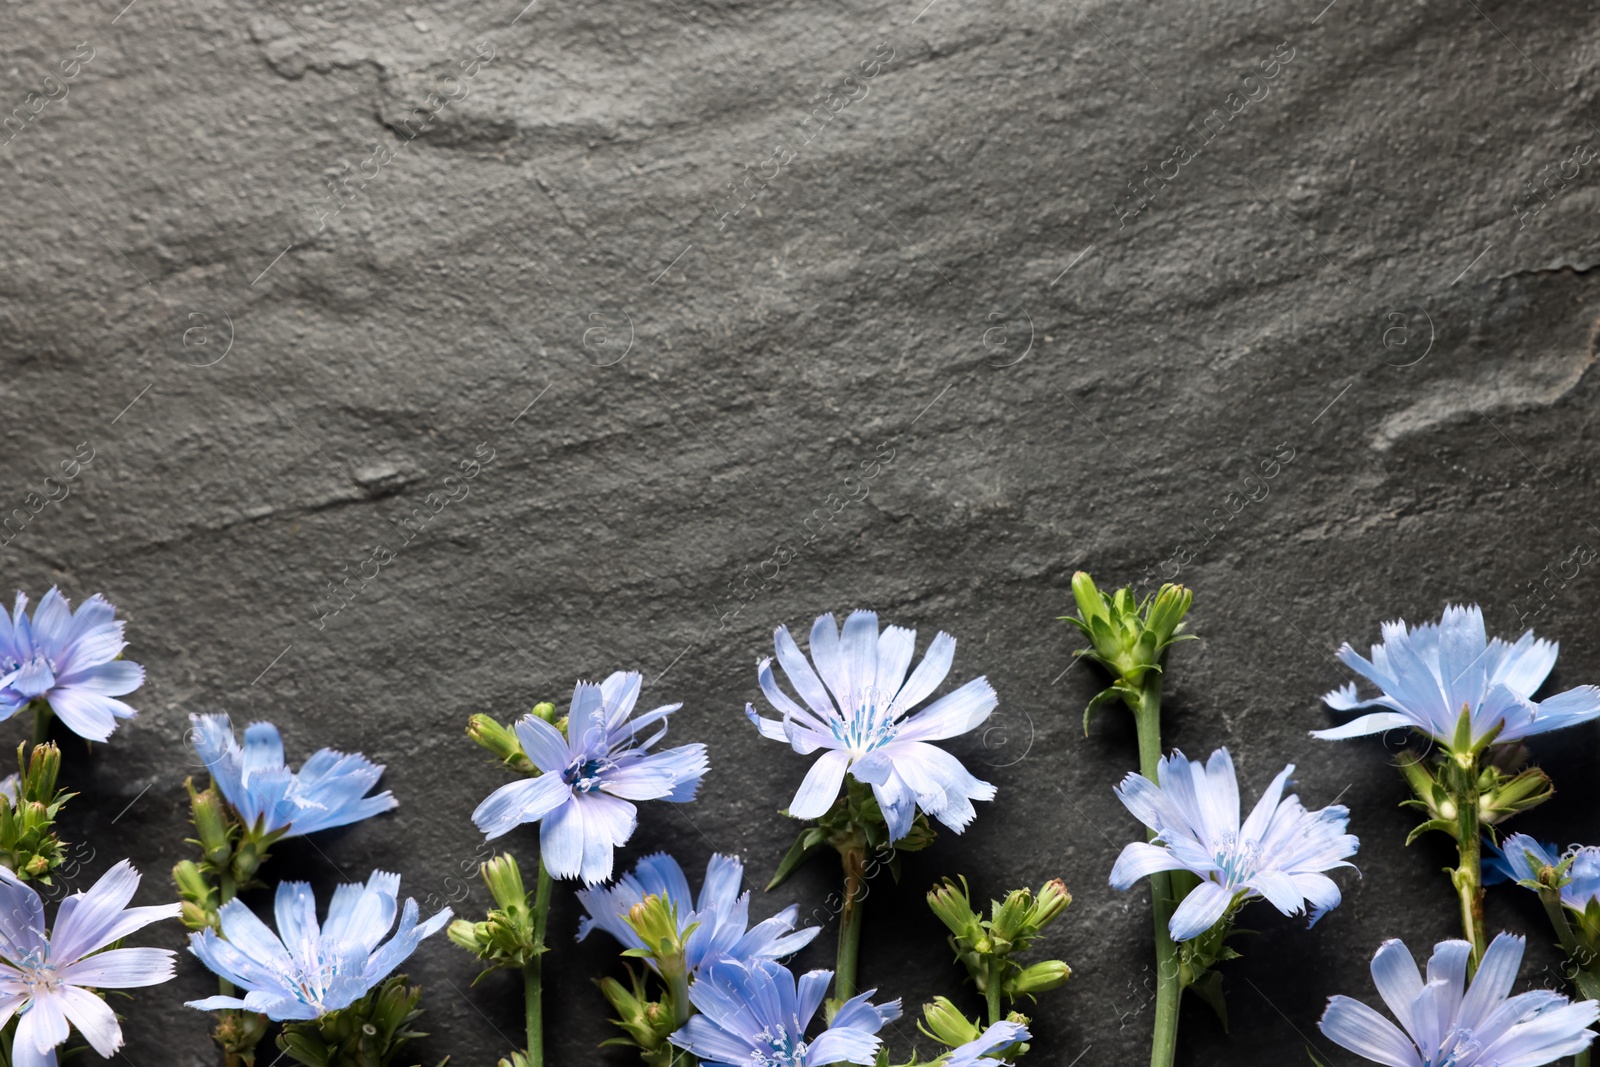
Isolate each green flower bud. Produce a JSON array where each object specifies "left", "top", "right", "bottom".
[
  {"left": 597, "top": 971, "right": 676, "bottom": 1053},
  {"left": 213, "top": 1008, "right": 269, "bottom": 1061},
  {"left": 1065, "top": 573, "right": 1195, "bottom": 728},
  {"left": 467, "top": 714, "right": 534, "bottom": 773},
  {"left": 991, "top": 887, "right": 1034, "bottom": 946},
  {"left": 1028, "top": 878, "right": 1073, "bottom": 930},
  {"left": 1006, "top": 959, "right": 1072, "bottom": 998},
  {"left": 448, "top": 917, "right": 492, "bottom": 954},
  {"left": 927, "top": 877, "right": 982, "bottom": 943},
  {"left": 1478, "top": 765, "right": 1554, "bottom": 825},
  {"left": 452, "top": 855, "right": 542, "bottom": 969},
  {"left": 624, "top": 894, "right": 689, "bottom": 971},
  {"left": 187, "top": 780, "right": 233, "bottom": 868},
  {"left": 919, "top": 996, "right": 983, "bottom": 1048}
]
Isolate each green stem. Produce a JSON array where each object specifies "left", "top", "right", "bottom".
[
  {"left": 29, "top": 702, "right": 49, "bottom": 750},
  {"left": 667, "top": 966, "right": 699, "bottom": 1067},
  {"left": 1449, "top": 753, "right": 1487, "bottom": 973},
  {"left": 985, "top": 957, "right": 1003, "bottom": 1026},
  {"left": 834, "top": 845, "right": 867, "bottom": 1005},
  {"left": 1134, "top": 678, "right": 1181, "bottom": 1067},
  {"left": 216, "top": 872, "right": 238, "bottom": 997},
  {"left": 526, "top": 858, "right": 554, "bottom": 1066},
  {"left": 1576, "top": 1048, "right": 1590, "bottom": 1067},
  {"left": 1539, "top": 888, "right": 1585, "bottom": 964}
]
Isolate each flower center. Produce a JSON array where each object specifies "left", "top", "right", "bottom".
[
  {"left": 832, "top": 689, "right": 899, "bottom": 759},
  {"left": 286, "top": 955, "right": 342, "bottom": 1013},
  {"left": 749, "top": 1024, "right": 806, "bottom": 1066},
  {"left": 1426, "top": 1027, "right": 1480, "bottom": 1067},
  {"left": 2, "top": 653, "right": 56, "bottom": 700},
  {"left": 563, "top": 757, "right": 610, "bottom": 793},
  {"left": 17, "top": 952, "right": 62, "bottom": 997},
  {"left": 1211, "top": 834, "right": 1261, "bottom": 889}
]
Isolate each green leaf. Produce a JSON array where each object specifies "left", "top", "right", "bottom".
[
  {"left": 1405, "top": 819, "right": 1456, "bottom": 846},
  {"left": 766, "top": 828, "right": 822, "bottom": 890},
  {"left": 1188, "top": 969, "right": 1229, "bottom": 1031}
]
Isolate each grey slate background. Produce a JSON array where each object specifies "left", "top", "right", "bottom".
[{"left": 3, "top": 0, "right": 1600, "bottom": 1061}]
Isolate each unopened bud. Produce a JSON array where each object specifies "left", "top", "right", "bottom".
[
  {"left": 1007, "top": 959, "right": 1072, "bottom": 997},
  {"left": 919, "top": 996, "right": 982, "bottom": 1048}
]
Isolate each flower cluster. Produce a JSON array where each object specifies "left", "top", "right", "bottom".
[{"left": 18, "top": 575, "right": 1600, "bottom": 1067}]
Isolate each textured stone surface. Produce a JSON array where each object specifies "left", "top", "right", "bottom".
[{"left": 2, "top": 0, "right": 1600, "bottom": 1062}]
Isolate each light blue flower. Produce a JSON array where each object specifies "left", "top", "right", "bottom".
[
  {"left": 0, "top": 859, "right": 180, "bottom": 1067},
  {"left": 189, "top": 713, "right": 398, "bottom": 838},
  {"left": 1109, "top": 747, "right": 1358, "bottom": 941},
  {"left": 472, "top": 671, "right": 709, "bottom": 885},
  {"left": 746, "top": 610, "right": 997, "bottom": 842},
  {"left": 0, "top": 588, "right": 144, "bottom": 742},
  {"left": 1492, "top": 833, "right": 1600, "bottom": 912},
  {"left": 1316, "top": 605, "right": 1600, "bottom": 748},
  {"left": 943, "top": 1021, "right": 1030, "bottom": 1065},
  {"left": 577, "top": 851, "right": 820, "bottom": 975},
  {"left": 1320, "top": 933, "right": 1598, "bottom": 1067},
  {"left": 187, "top": 871, "right": 450, "bottom": 1021},
  {"left": 669, "top": 959, "right": 901, "bottom": 1067}
]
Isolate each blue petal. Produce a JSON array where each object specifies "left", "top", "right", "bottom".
[
  {"left": 891, "top": 631, "right": 955, "bottom": 714},
  {"left": 874, "top": 626, "right": 917, "bottom": 700},
  {"left": 241, "top": 723, "right": 286, "bottom": 776},
  {"left": 839, "top": 611, "right": 879, "bottom": 710},
  {"left": 1108, "top": 842, "right": 1187, "bottom": 890},
  {"left": 473, "top": 775, "right": 571, "bottom": 839},
  {"left": 1167, "top": 880, "right": 1233, "bottom": 942},
  {"left": 894, "top": 677, "right": 997, "bottom": 742},
  {"left": 787, "top": 750, "right": 849, "bottom": 820},
  {"left": 1368, "top": 939, "right": 1422, "bottom": 1033},
  {"left": 514, "top": 715, "right": 572, "bottom": 774},
  {"left": 1318, "top": 994, "right": 1421, "bottom": 1067}
]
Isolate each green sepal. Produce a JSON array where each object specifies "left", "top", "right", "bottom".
[{"left": 276, "top": 974, "right": 430, "bottom": 1067}]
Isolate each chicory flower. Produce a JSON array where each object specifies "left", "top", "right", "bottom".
[
  {"left": 0, "top": 860, "right": 179, "bottom": 1067},
  {"left": 1316, "top": 605, "right": 1600, "bottom": 749},
  {"left": 472, "top": 671, "right": 708, "bottom": 885},
  {"left": 187, "top": 871, "right": 450, "bottom": 1020},
  {"left": 577, "top": 851, "right": 818, "bottom": 974},
  {"left": 0, "top": 589, "right": 144, "bottom": 742},
  {"left": 669, "top": 958, "right": 900, "bottom": 1067},
  {"left": 1109, "top": 747, "right": 1358, "bottom": 940},
  {"left": 1320, "top": 933, "right": 1598, "bottom": 1067},
  {"left": 189, "top": 713, "right": 398, "bottom": 837},
  {"left": 746, "top": 610, "right": 997, "bottom": 842}
]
